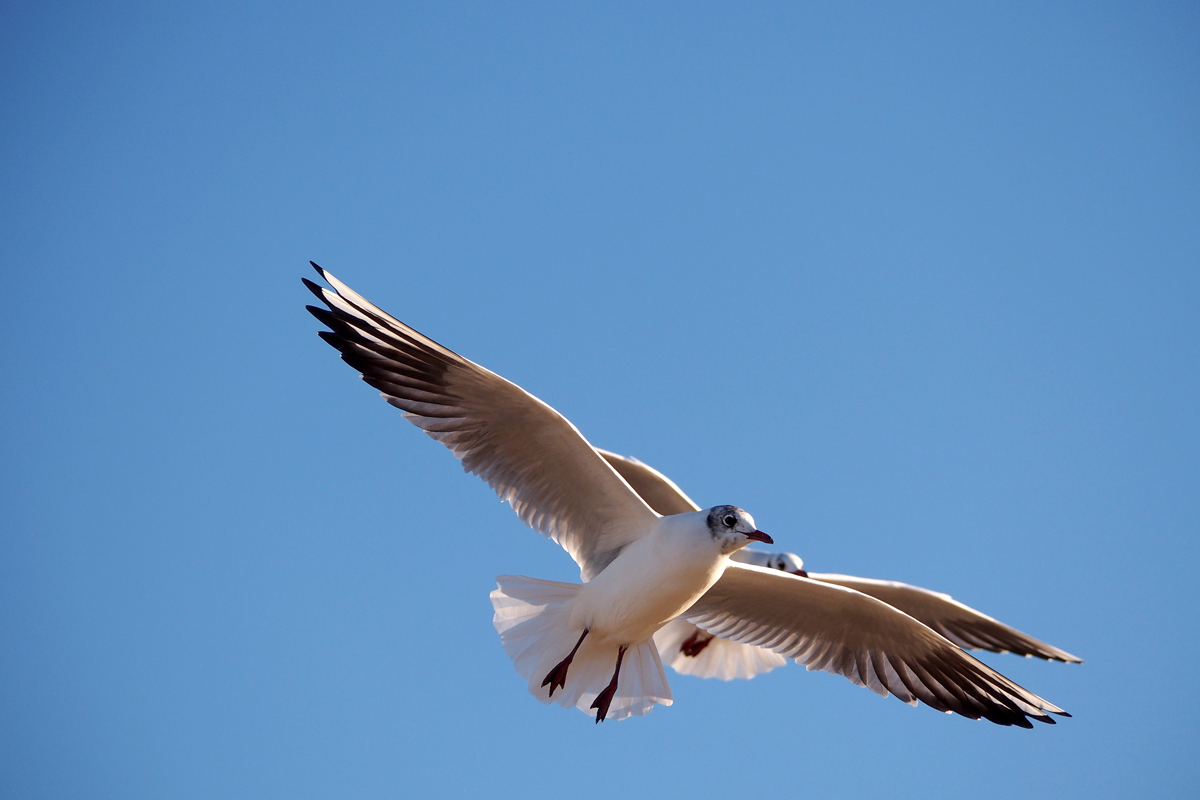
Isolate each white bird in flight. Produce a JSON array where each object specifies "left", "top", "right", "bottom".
[
  {"left": 304, "top": 264, "right": 1071, "bottom": 727},
  {"left": 592, "top": 450, "right": 1081, "bottom": 681}
]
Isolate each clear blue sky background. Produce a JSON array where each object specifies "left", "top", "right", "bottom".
[{"left": 3, "top": 3, "right": 1197, "bottom": 798}]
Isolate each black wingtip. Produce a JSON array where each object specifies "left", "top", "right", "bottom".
[
  {"left": 305, "top": 304, "right": 332, "bottom": 324},
  {"left": 306, "top": 303, "right": 337, "bottom": 326},
  {"left": 310, "top": 261, "right": 327, "bottom": 278},
  {"left": 302, "top": 278, "right": 329, "bottom": 303},
  {"left": 317, "top": 330, "right": 346, "bottom": 349}
]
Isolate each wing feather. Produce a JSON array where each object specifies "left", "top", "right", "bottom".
[
  {"left": 807, "top": 574, "right": 1082, "bottom": 663},
  {"left": 596, "top": 449, "right": 702, "bottom": 515}
]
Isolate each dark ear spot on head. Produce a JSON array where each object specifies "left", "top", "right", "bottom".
[{"left": 707, "top": 505, "right": 744, "bottom": 536}]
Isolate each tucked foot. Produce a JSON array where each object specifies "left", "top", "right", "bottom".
[
  {"left": 541, "top": 628, "right": 589, "bottom": 698},
  {"left": 591, "top": 645, "right": 628, "bottom": 724},
  {"left": 680, "top": 630, "right": 714, "bottom": 657}
]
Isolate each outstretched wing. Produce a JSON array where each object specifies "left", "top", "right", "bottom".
[
  {"left": 599, "top": 448, "right": 1080, "bottom": 664},
  {"left": 807, "top": 574, "right": 1082, "bottom": 663},
  {"left": 685, "top": 562, "right": 1069, "bottom": 727},
  {"left": 305, "top": 265, "right": 658, "bottom": 580}
]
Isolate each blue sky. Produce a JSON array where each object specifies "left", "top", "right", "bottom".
[{"left": 2, "top": 2, "right": 1197, "bottom": 798}]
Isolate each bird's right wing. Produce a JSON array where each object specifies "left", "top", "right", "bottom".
[
  {"left": 305, "top": 265, "right": 659, "bottom": 581},
  {"left": 685, "top": 562, "right": 1069, "bottom": 727},
  {"left": 807, "top": 574, "right": 1082, "bottom": 663},
  {"left": 596, "top": 449, "right": 702, "bottom": 515}
]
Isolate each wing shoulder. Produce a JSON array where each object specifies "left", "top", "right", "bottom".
[{"left": 596, "top": 449, "right": 702, "bottom": 516}]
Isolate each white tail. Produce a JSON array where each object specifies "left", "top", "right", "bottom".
[
  {"left": 491, "top": 575, "right": 673, "bottom": 721},
  {"left": 653, "top": 618, "right": 787, "bottom": 680}
]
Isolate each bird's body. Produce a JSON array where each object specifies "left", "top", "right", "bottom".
[{"left": 493, "top": 506, "right": 770, "bottom": 721}]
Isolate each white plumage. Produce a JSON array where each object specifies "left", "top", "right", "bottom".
[{"left": 491, "top": 576, "right": 672, "bottom": 721}]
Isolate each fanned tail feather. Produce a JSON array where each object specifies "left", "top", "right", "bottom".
[{"left": 491, "top": 575, "right": 673, "bottom": 721}]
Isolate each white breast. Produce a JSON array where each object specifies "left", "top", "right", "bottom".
[{"left": 572, "top": 513, "right": 727, "bottom": 645}]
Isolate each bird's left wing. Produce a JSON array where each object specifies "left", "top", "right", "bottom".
[
  {"left": 305, "top": 265, "right": 659, "bottom": 580},
  {"left": 685, "top": 562, "right": 1069, "bottom": 727}
]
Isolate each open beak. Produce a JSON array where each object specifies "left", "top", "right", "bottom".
[{"left": 744, "top": 530, "right": 774, "bottom": 545}]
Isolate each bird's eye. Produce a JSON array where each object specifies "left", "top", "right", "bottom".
[{"left": 723, "top": 515, "right": 736, "bottom": 528}]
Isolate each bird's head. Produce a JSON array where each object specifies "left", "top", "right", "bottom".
[
  {"left": 766, "top": 551, "right": 807, "bottom": 576},
  {"left": 706, "top": 505, "right": 773, "bottom": 554},
  {"left": 732, "top": 547, "right": 807, "bottom": 575}
]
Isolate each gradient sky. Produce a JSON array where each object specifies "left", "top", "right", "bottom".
[{"left": 3, "top": 3, "right": 1198, "bottom": 798}]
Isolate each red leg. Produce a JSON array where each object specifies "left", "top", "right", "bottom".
[
  {"left": 590, "top": 645, "right": 628, "bottom": 724},
  {"left": 541, "top": 628, "right": 589, "bottom": 698},
  {"left": 680, "top": 629, "right": 714, "bottom": 657}
]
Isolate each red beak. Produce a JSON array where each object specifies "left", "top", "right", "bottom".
[
  {"left": 745, "top": 530, "right": 773, "bottom": 545},
  {"left": 791, "top": 569, "right": 809, "bottom": 578}
]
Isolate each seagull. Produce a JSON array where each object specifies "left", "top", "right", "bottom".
[
  {"left": 593, "top": 449, "right": 1082, "bottom": 681},
  {"left": 304, "top": 264, "right": 1070, "bottom": 727}
]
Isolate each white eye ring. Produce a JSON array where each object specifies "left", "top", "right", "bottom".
[{"left": 723, "top": 515, "right": 737, "bottom": 528}]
